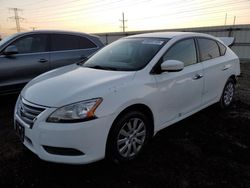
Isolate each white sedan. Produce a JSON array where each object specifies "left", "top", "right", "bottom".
[{"left": 14, "top": 32, "right": 240, "bottom": 164}]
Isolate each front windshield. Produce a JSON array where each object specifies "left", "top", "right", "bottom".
[
  {"left": 0, "top": 33, "right": 19, "bottom": 47},
  {"left": 82, "top": 38, "right": 168, "bottom": 71}
]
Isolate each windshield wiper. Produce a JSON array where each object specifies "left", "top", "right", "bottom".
[
  {"left": 85, "top": 65, "right": 118, "bottom": 71},
  {"left": 76, "top": 57, "right": 88, "bottom": 65}
]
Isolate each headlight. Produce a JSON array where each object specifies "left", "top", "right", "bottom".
[{"left": 47, "top": 98, "right": 102, "bottom": 123}]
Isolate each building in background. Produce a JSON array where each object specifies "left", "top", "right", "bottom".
[{"left": 96, "top": 24, "right": 250, "bottom": 61}]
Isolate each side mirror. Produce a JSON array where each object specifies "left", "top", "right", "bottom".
[
  {"left": 3, "top": 45, "right": 18, "bottom": 56},
  {"left": 161, "top": 60, "right": 184, "bottom": 72}
]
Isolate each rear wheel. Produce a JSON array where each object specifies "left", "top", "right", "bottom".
[
  {"left": 107, "top": 111, "right": 151, "bottom": 163},
  {"left": 220, "top": 78, "right": 235, "bottom": 108}
]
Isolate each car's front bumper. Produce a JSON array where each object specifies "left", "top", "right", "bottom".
[{"left": 14, "top": 105, "right": 114, "bottom": 164}]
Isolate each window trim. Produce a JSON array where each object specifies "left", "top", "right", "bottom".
[
  {"left": 49, "top": 33, "right": 98, "bottom": 52},
  {"left": 0, "top": 32, "right": 101, "bottom": 56},
  {"left": 217, "top": 41, "right": 227, "bottom": 56},
  {"left": 195, "top": 36, "right": 222, "bottom": 62},
  {"left": 150, "top": 37, "right": 198, "bottom": 74},
  {"left": 5, "top": 33, "right": 50, "bottom": 55}
]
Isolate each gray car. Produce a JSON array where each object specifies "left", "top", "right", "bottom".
[{"left": 0, "top": 30, "right": 104, "bottom": 95}]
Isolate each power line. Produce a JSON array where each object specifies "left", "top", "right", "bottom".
[
  {"left": 25, "top": 0, "right": 102, "bottom": 12},
  {"left": 4, "top": 0, "right": 250, "bottom": 32},
  {"left": 27, "top": 0, "right": 123, "bottom": 14},
  {"left": 8, "top": 8, "right": 25, "bottom": 32},
  {"left": 27, "top": 0, "right": 148, "bottom": 19},
  {"left": 27, "top": 0, "right": 228, "bottom": 18},
  {"left": 20, "top": 0, "right": 50, "bottom": 7},
  {"left": 126, "top": 7, "right": 250, "bottom": 30},
  {"left": 25, "top": 0, "right": 250, "bottom": 23},
  {"left": 128, "top": 0, "right": 248, "bottom": 22},
  {"left": 26, "top": 0, "right": 247, "bottom": 23},
  {"left": 25, "top": 2, "right": 250, "bottom": 30}
]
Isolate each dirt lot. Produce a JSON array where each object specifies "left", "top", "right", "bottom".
[{"left": 0, "top": 62, "right": 250, "bottom": 188}]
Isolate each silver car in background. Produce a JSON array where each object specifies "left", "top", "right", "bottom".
[{"left": 0, "top": 30, "right": 104, "bottom": 95}]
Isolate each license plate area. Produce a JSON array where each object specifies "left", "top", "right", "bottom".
[{"left": 15, "top": 121, "right": 25, "bottom": 142}]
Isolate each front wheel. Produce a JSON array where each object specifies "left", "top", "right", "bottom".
[
  {"left": 106, "top": 111, "right": 151, "bottom": 163},
  {"left": 220, "top": 78, "right": 235, "bottom": 108}
]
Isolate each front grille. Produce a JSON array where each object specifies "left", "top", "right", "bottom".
[{"left": 18, "top": 98, "right": 45, "bottom": 128}]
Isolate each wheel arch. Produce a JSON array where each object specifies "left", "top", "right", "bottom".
[
  {"left": 229, "top": 74, "right": 237, "bottom": 84},
  {"left": 219, "top": 74, "right": 237, "bottom": 99},
  {"left": 218, "top": 74, "right": 236, "bottom": 108},
  {"left": 105, "top": 103, "right": 155, "bottom": 156}
]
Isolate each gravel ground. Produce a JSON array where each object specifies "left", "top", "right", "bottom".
[{"left": 0, "top": 62, "right": 250, "bottom": 188}]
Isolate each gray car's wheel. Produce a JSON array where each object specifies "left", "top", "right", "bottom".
[
  {"left": 220, "top": 78, "right": 235, "bottom": 108},
  {"left": 107, "top": 111, "right": 151, "bottom": 163}
]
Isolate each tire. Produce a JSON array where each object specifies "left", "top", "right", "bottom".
[
  {"left": 220, "top": 78, "right": 235, "bottom": 109},
  {"left": 106, "top": 111, "right": 151, "bottom": 164}
]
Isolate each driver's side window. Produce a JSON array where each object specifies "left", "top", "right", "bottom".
[
  {"left": 163, "top": 38, "right": 197, "bottom": 67},
  {"left": 10, "top": 34, "right": 48, "bottom": 54}
]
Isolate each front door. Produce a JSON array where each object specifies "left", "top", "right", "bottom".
[
  {"left": 153, "top": 38, "right": 204, "bottom": 128},
  {"left": 0, "top": 34, "right": 50, "bottom": 93}
]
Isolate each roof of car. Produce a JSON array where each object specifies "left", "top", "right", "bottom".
[
  {"left": 17, "top": 30, "right": 99, "bottom": 38},
  {"left": 126, "top": 32, "right": 212, "bottom": 39}
]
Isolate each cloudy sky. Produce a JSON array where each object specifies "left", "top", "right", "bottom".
[{"left": 0, "top": 0, "right": 250, "bottom": 37}]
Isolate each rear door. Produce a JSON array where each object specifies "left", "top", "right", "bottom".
[
  {"left": 0, "top": 34, "right": 49, "bottom": 92},
  {"left": 197, "top": 37, "right": 230, "bottom": 105},
  {"left": 153, "top": 38, "right": 204, "bottom": 127},
  {"left": 49, "top": 34, "right": 99, "bottom": 69}
]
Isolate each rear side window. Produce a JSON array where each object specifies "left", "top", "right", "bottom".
[
  {"left": 163, "top": 38, "right": 197, "bottom": 66},
  {"left": 79, "top": 37, "right": 97, "bottom": 49},
  {"left": 51, "top": 34, "right": 96, "bottom": 51},
  {"left": 197, "top": 38, "right": 220, "bottom": 61},
  {"left": 51, "top": 34, "right": 78, "bottom": 51},
  {"left": 217, "top": 42, "right": 226, "bottom": 56},
  {"left": 11, "top": 34, "right": 48, "bottom": 54}
]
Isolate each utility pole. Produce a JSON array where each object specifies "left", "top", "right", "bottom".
[
  {"left": 224, "top": 13, "right": 227, "bottom": 25},
  {"left": 30, "top": 27, "right": 37, "bottom": 31},
  {"left": 8, "top": 8, "right": 24, "bottom": 32},
  {"left": 233, "top": 16, "right": 236, "bottom": 26},
  {"left": 119, "top": 12, "right": 127, "bottom": 32}
]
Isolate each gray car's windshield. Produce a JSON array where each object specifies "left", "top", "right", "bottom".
[
  {"left": 82, "top": 38, "right": 168, "bottom": 71},
  {"left": 0, "top": 33, "right": 19, "bottom": 47}
]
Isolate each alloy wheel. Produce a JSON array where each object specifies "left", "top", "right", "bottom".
[
  {"left": 223, "top": 82, "right": 234, "bottom": 106},
  {"left": 116, "top": 118, "right": 146, "bottom": 158}
]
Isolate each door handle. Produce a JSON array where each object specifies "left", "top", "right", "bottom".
[
  {"left": 193, "top": 74, "right": 203, "bottom": 80},
  {"left": 38, "top": 59, "right": 48, "bottom": 63}
]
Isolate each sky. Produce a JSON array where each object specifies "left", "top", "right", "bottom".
[{"left": 0, "top": 0, "right": 250, "bottom": 37}]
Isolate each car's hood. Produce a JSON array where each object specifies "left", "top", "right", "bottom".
[{"left": 21, "top": 64, "right": 135, "bottom": 107}]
